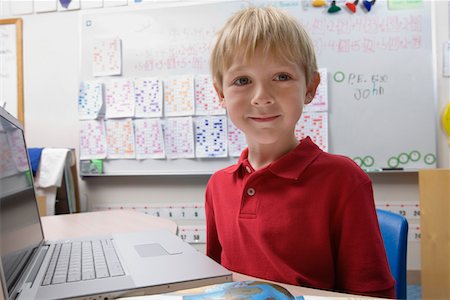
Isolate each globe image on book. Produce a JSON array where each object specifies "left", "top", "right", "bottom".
[{"left": 183, "top": 280, "right": 295, "bottom": 300}]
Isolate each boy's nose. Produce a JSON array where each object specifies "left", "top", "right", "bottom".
[{"left": 251, "top": 86, "right": 275, "bottom": 106}]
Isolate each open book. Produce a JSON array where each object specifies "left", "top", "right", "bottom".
[{"left": 121, "top": 280, "right": 299, "bottom": 299}]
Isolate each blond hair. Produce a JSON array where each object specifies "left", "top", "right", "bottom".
[{"left": 210, "top": 6, "right": 317, "bottom": 91}]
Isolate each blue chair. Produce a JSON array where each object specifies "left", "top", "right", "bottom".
[{"left": 376, "top": 209, "right": 408, "bottom": 299}]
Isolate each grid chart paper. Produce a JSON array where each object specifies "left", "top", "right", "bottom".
[
  {"left": 163, "top": 75, "right": 195, "bottom": 117},
  {"left": 92, "top": 37, "right": 122, "bottom": 77},
  {"left": 6, "top": 129, "right": 29, "bottom": 172},
  {"left": 194, "top": 74, "right": 225, "bottom": 116},
  {"left": 227, "top": 119, "right": 247, "bottom": 157},
  {"left": 295, "top": 111, "right": 328, "bottom": 152},
  {"left": 134, "top": 118, "right": 165, "bottom": 159},
  {"left": 0, "top": 133, "right": 19, "bottom": 178},
  {"left": 134, "top": 78, "right": 163, "bottom": 118},
  {"left": 78, "top": 80, "right": 103, "bottom": 120},
  {"left": 79, "top": 119, "right": 107, "bottom": 159},
  {"left": 105, "top": 118, "right": 136, "bottom": 159},
  {"left": 104, "top": 79, "right": 135, "bottom": 119},
  {"left": 304, "top": 68, "right": 328, "bottom": 112},
  {"left": 195, "top": 116, "right": 228, "bottom": 158},
  {"left": 163, "top": 117, "right": 195, "bottom": 159}
]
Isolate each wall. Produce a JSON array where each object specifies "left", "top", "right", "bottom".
[{"left": 4, "top": 1, "right": 450, "bottom": 282}]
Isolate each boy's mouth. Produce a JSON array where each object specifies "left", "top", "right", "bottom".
[{"left": 249, "top": 115, "right": 280, "bottom": 122}]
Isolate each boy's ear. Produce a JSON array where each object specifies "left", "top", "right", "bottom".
[
  {"left": 305, "top": 71, "right": 320, "bottom": 104},
  {"left": 213, "top": 82, "right": 226, "bottom": 108}
]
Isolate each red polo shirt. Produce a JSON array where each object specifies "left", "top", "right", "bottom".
[{"left": 205, "top": 137, "right": 395, "bottom": 298}]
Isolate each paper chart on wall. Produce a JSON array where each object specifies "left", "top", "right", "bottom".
[
  {"left": 0, "top": 132, "right": 19, "bottom": 178},
  {"left": 92, "top": 37, "right": 122, "bottom": 76},
  {"left": 79, "top": 119, "right": 107, "bottom": 159},
  {"left": 304, "top": 68, "right": 328, "bottom": 112},
  {"left": 194, "top": 74, "right": 225, "bottom": 116},
  {"left": 163, "top": 117, "right": 195, "bottom": 159},
  {"left": 195, "top": 115, "right": 228, "bottom": 158},
  {"left": 104, "top": 79, "right": 135, "bottom": 118},
  {"left": 134, "top": 118, "right": 165, "bottom": 159},
  {"left": 78, "top": 80, "right": 103, "bottom": 120},
  {"left": 164, "top": 75, "right": 195, "bottom": 117},
  {"left": 227, "top": 119, "right": 247, "bottom": 157},
  {"left": 134, "top": 78, "right": 163, "bottom": 118},
  {"left": 295, "top": 112, "right": 328, "bottom": 152},
  {"left": 106, "top": 118, "right": 136, "bottom": 159},
  {"left": 6, "top": 128, "right": 29, "bottom": 172}
]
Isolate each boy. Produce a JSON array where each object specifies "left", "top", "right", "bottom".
[{"left": 205, "top": 6, "right": 395, "bottom": 298}]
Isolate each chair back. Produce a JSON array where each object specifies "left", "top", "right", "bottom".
[{"left": 376, "top": 209, "right": 408, "bottom": 299}]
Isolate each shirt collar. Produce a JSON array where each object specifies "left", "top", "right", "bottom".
[
  {"left": 225, "top": 148, "right": 249, "bottom": 174},
  {"left": 224, "top": 137, "right": 323, "bottom": 180}
]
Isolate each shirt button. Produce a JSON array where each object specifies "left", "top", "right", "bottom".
[
  {"left": 245, "top": 166, "right": 252, "bottom": 173},
  {"left": 247, "top": 188, "right": 256, "bottom": 196}
]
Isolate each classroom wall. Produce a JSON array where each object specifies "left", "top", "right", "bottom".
[{"left": 4, "top": 1, "right": 450, "bottom": 281}]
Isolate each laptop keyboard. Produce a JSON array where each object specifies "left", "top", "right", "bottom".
[{"left": 42, "top": 239, "right": 125, "bottom": 286}]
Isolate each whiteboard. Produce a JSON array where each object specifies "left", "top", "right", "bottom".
[{"left": 79, "top": 1, "right": 437, "bottom": 175}]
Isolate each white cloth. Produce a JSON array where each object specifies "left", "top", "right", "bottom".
[{"left": 36, "top": 148, "right": 69, "bottom": 188}]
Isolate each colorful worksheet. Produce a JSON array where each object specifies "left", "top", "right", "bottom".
[
  {"left": 295, "top": 111, "right": 328, "bottom": 152},
  {"left": 0, "top": 132, "right": 19, "bottom": 178},
  {"left": 304, "top": 68, "right": 328, "bottom": 112},
  {"left": 134, "top": 77, "right": 163, "bottom": 118},
  {"left": 6, "top": 128, "right": 29, "bottom": 172},
  {"left": 194, "top": 74, "right": 225, "bottom": 115},
  {"left": 227, "top": 119, "right": 247, "bottom": 157},
  {"left": 105, "top": 118, "right": 136, "bottom": 159},
  {"left": 78, "top": 80, "right": 103, "bottom": 120},
  {"left": 104, "top": 79, "right": 135, "bottom": 118},
  {"left": 92, "top": 37, "right": 122, "bottom": 76},
  {"left": 164, "top": 75, "right": 195, "bottom": 117},
  {"left": 134, "top": 118, "right": 165, "bottom": 159},
  {"left": 79, "top": 119, "right": 107, "bottom": 159},
  {"left": 163, "top": 117, "right": 195, "bottom": 159},
  {"left": 195, "top": 116, "right": 228, "bottom": 158}
]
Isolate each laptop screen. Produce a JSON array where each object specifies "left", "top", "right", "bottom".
[{"left": 0, "top": 109, "right": 44, "bottom": 296}]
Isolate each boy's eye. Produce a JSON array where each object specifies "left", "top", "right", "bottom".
[
  {"left": 233, "top": 77, "right": 250, "bottom": 86},
  {"left": 275, "top": 74, "right": 291, "bottom": 81}
]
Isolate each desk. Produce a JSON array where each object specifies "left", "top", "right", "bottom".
[{"left": 40, "top": 210, "right": 366, "bottom": 298}]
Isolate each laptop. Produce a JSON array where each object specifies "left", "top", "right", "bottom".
[{"left": 0, "top": 107, "right": 232, "bottom": 300}]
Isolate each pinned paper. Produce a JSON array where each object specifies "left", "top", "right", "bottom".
[
  {"left": 163, "top": 117, "right": 195, "bottom": 159},
  {"left": 195, "top": 116, "right": 228, "bottom": 158},
  {"left": 295, "top": 112, "right": 328, "bottom": 152},
  {"left": 195, "top": 74, "right": 225, "bottom": 115},
  {"left": 104, "top": 79, "right": 135, "bottom": 118},
  {"left": 227, "top": 119, "right": 247, "bottom": 157},
  {"left": 79, "top": 119, "right": 107, "bottom": 159},
  {"left": 35, "top": 0, "right": 58, "bottom": 13},
  {"left": 106, "top": 119, "right": 136, "bottom": 159},
  {"left": 164, "top": 75, "right": 195, "bottom": 117},
  {"left": 6, "top": 129, "right": 29, "bottom": 172},
  {"left": 134, "top": 78, "right": 163, "bottom": 118},
  {"left": 134, "top": 118, "right": 165, "bottom": 159},
  {"left": 80, "top": 0, "right": 103, "bottom": 9},
  {"left": 0, "top": 132, "right": 19, "bottom": 178},
  {"left": 92, "top": 37, "right": 122, "bottom": 76},
  {"left": 78, "top": 80, "right": 103, "bottom": 120}
]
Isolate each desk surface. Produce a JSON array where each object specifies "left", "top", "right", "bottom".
[{"left": 40, "top": 210, "right": 367, "bottom": 298}]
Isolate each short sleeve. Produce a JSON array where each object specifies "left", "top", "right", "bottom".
[{"left": 333, "top": 180, "right": 396, "bottom": 298}]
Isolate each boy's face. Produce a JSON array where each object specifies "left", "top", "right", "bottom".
[{"left": 215, "top": 48, "right": 319, "bottom": 147}]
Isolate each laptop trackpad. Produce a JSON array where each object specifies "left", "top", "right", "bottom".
[{"left": 134, "top": 243, "right": 170, "bottom": 257}]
